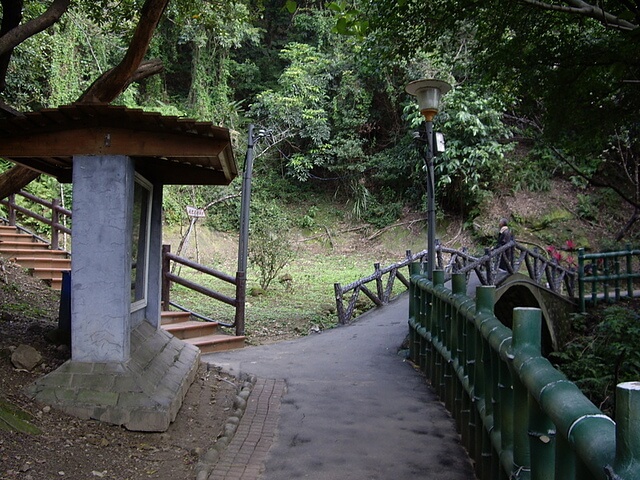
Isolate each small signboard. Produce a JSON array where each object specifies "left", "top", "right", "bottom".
[{"left": 186, "top": 206, "right": 206, "bottom": 218}]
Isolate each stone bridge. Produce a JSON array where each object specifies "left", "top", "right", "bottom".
[{"left": 435, "top": 240, "right": 578, "bottom": 352}]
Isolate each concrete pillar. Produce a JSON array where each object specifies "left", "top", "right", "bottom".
[{"left": 71, "top": 155, "right": 134, "bottom": 363}]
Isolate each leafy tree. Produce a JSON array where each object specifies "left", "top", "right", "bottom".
[
  {"left": 0, "top": 0, "right": 170, "bottom": 198},
  {"left": 249, "top": 201, "right": 296, "bottom": 290},
  {"left": 362, "top": 0, "right": 640, "bottom": 237},
  {"left": 432, "top": 86, "right": 516, "bottom": 213}
]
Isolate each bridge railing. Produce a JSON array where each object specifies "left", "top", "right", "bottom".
[
  {"left": 409, "top": 266, "right": 639, "bottom": 480},
  {"left": 437, "top": 241, "right": 577, "bottom": 296},
  {"left": 578, "top": 246, "right": 640, "bottom": 312},
  {"left": 334, "top": 249, "right": 420, "bottom": 324},
  {"left": 334, "top": 241, "right": 578, "bottom": 324}
]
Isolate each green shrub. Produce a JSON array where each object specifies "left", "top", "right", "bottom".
[
  {"left": 249, "top": 202, "right": 296, "bottom": 290},
  {"left": 550, "top": 304, "right": 640, "bottom": 415}
]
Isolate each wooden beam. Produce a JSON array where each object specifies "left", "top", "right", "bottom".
[
  {"left": 134, "top": 158, "right": 231, "bottom": 185},
  {"left": 0, "top": 164, "right": 40, "bottom": 199},
  {"left": 0, "top": 127, "right": 229, "bottom": 160}
]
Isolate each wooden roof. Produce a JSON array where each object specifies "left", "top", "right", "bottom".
[{"left": 0, "top": 104, "right": 237, "bottom": 185}]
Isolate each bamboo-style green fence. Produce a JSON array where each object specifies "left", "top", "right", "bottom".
[
  {"left": 409, "top": 265, "right": 640, "bottom": 480},
  {"left": 578, "top": 246, "right": 640, "bottom": 312}
]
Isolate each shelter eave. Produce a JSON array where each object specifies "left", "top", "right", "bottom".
[{"left": 0, "top": 104, "right": 238, "bottom": 186}]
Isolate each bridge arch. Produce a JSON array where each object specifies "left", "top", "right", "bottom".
[{"left": 493, "top": 274, "right": 576, "bottom": 354}]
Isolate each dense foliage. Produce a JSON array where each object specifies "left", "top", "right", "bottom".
[
  {"left": 551, "top": 303, "right": 640, "bottom": 416},
  {"left": 1, "top": 0, "right": 639, "bottom": 237}
]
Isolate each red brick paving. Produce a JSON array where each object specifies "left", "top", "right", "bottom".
[{"left": 208, "top": 378, "right": 286, "bottom": 480}]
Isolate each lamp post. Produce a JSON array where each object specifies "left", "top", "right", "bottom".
[{"left": 406, "top": 79, "right": 451, "bottom": 280}]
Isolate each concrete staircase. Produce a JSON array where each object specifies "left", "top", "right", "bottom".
[
  {"left": 0, "top": 224, "right": 245, "bottom": 352},
  {"left": 161, "top": 310, "right": 245, "bottom": 353}
]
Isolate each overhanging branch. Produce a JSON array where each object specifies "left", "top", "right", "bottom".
[
  {"left": 520, "top": 0, "right": 638, "bottom": 30},
  {"left": 0, "top": 0, "right": 70, "bottom": 56}
]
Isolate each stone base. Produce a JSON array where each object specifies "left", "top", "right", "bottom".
[{"left": 26, "top": 321, "right": 200, "bottom": 432}]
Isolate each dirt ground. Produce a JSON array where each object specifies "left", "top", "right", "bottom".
[
  {"left": 0, "top": 179, "right": 632, "bottom": 480},
  {"left": 0, "top": 260, "right": 241, "bottom": 480}
]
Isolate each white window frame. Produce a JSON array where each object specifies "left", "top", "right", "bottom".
[{"left": 130, "top": 174, "right": 153, "bottom": 313}]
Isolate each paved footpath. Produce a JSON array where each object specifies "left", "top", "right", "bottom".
[{"left": 202, "top": 294, "right": 476, "bottom": 480}]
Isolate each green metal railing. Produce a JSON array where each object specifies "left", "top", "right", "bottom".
[
  {"left": 409, "top": 265, "right": 640, "bottom": 480},
  {"left": 578, "top": 246, "right": 640, "bottom": 312}
]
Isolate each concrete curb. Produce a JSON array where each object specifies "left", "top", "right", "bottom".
[
  {"left": 196, "top": 375, "right": 287, "bottom": 480},
  {"left": 194, "top": 370, "right": 257, "bottom": 480}
]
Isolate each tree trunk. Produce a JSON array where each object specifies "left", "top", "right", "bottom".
[
  {"left": 78, "top": 0, "right": 169, "bottom": 103},
  {"left": 0, "top": 0, "right": 170, "bottom": 199},
  {"left": 0, "top": 0, "right": 24, "bottom": 93}
]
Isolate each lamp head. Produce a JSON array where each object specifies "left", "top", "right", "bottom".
[{"left": 406, "top": 79, "right": 452, "bottom": 122}]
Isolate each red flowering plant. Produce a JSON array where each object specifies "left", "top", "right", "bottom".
[{"left": 546, "top": 240, "right": 577, "bottom": 270}]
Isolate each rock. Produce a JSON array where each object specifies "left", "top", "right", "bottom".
[{"left": 11, "top": 344, "right": 42, "bottom": 371}]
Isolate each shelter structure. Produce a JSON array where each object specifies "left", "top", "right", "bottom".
[{"left": 0, "top": 104, "right": 237, "bottom": 431}]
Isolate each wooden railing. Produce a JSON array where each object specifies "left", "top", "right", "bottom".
[
  {"left": 334, "top": 250, "right": 421, "bottom": 325},
  {"left": 334, "top": 241, "right": 578, "bottom": 325},
  {"left": 161, "top": 245, "right": 245, "bottom": 335},
  {"left": 0, "top": 190, "right": 71, "bottom": 250}
]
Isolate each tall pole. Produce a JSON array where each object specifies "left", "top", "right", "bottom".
[
  {"left": 425, "top": 121, "right": 436, "bottom": 280},
  {"left": 406, "top": 78, "right": 451, "bottom": 282},
  {"left": 235, "top": 124, "right": 256, "bottom": 336}
]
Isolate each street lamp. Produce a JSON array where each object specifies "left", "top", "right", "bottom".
[{"left": 406, "top": 79, "right": 451, "bottom": 280}]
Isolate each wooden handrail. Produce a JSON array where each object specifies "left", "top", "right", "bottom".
[
  {"left": 334, "top": 242, "right": 579, "bottom": 325},
  {"left": 0, "top": 190, "right": 71, "bottom": 249},
  {"left": 161, "top": 244, "right": 242, "bottom": 333}
]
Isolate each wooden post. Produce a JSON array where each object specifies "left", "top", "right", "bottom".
[
  {"left": 234, "top": 270, "right": 246, "bottom": 336},
  {"left": 51, "top": 198, "right": 60, "bottom": 250},
  {"left": 161, "top": 244, "right": 171, "bottom": 311},
  {"left": 8, "top": 193, "right": 16, "bottom": 225}
]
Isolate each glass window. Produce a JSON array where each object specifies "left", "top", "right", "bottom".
[{"left": 131, "top": 175, "right": 152, "bottom": 311}]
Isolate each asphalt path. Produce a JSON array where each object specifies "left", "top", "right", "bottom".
[{"left": 203, "top": 294, "right": 476, "bottom": 480}]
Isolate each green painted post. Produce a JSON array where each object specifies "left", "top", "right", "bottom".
[
  {"left": 614, "top": 381, "right": 640, "bottom": 478},
  {"left": 512, "top": 307, "right": 542, "bottom": 480},
  {"left": 451, "top": 273, "right": 466, "bottom": 430},
  {"left": 476, "top": 286, "right": 495, "bottom": 315},
  {"left": 408, "top": 263, "right": 418, "bottom": 364},
  {"left": 474, "top": 286, "right": 495, "bottom": 466},
  {"left": 452, "top": 272, "right": 466, "bottom": 296},
  {"left": 626, "top": 244, "right": 633, "bottom": 298},
  {"left": 578, "top": 248, "right": 586, "bottom": 312},
  {"left": 554, "top": 434, "right": 576, "bottom": 479},
  {"left": 528, "top": 398, "right": 555, "bottom": 480},
  {"left": 499, "top": 359, "right": 514, "bottom": 474}
]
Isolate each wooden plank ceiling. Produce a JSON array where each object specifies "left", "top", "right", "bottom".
[{"left": 0, "top": 104, "right": 237, "bottom": 185}]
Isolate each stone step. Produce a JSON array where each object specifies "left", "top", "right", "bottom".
[
  {"left": 162, "top": 320, "right": 221, "bottom": 340},
  {"left": 0, "top": 229, "right": 70, "bottom": 291},
  {"left": 0, "top": 248, "right": 69, "bottom": 258},
  {"left": 0, "top": 241, "right": 51, "bottom": 251},
  {"left": 11, "top": 257, "right": 71, "bottom": 270},
  {"left": 0, "top": 232, "right": 41, "bottom": 243},
  {"left": 28, "top": 267, "right": 64, "bottom": 282},
  {"left": 160, "top": 310, "right": 192, "bottom": 325},
  {"left": 159, "top": 311, "right": 244, "bottom": 352},
  {"left": 186, "top": 334, "right": 246, "bottom": 354}
]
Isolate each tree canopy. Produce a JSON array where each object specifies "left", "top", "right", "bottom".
[{"left": 1, "top": 0, "right": 639, "bottom": 240}]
